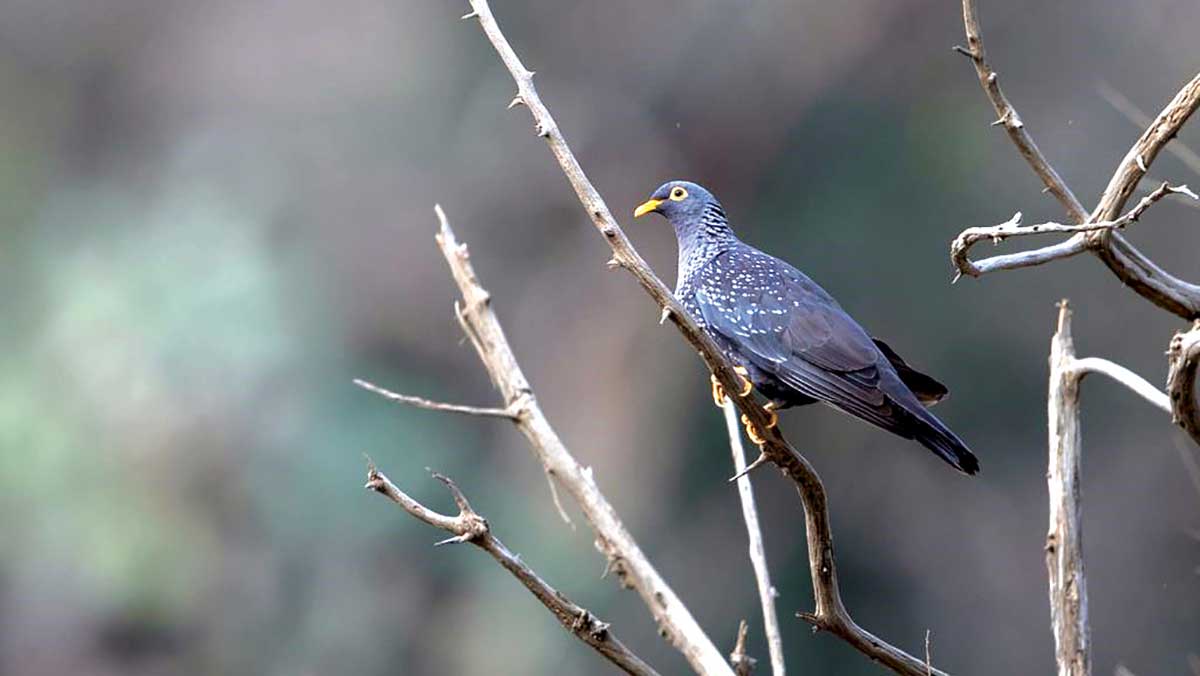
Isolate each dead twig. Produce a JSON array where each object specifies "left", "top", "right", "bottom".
[
  {"left": 365, "top": 466, "right": 659, "bottom": 676},
  {"left": 729, "top": 620, "right": 757, "bottom": 676},
  {"left": 951, "top": 183, "right": 1198, "bottom": 280}
]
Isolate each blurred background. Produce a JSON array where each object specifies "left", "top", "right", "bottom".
[{"left": 2, "top": 0, "right": 1199, "bottom": 674}]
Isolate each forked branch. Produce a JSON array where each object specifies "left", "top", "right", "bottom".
[
  {"left": 951, "top": 183, "right": 1197, "bottom": 280},
  {"left": 365, "top": 466, "right": 659, "bottom": 676},
  {"left": 953, "top": 0, "right": 1200, "bottom": 320},
  {"left": 461, "top": 1, "right": 946, "bottom": 673}
]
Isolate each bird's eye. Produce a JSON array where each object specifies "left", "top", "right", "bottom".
[{"left": 669, "top": 187, "right": 688, "bottom": 201}]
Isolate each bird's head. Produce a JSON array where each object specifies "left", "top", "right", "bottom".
[{"left": 633, "top": 180, "right": 721, "bottom": 229}]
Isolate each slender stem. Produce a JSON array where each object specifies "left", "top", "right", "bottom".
[
  {"left": 353, "top": 378, "right": 519, "bottom": 419},
  {"left": 722, "top": 400, "right": 785, "bottom": 676}
]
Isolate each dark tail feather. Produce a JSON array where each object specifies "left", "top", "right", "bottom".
[
  {"left": 914, "top": 416, "right": 979, "bottom": 475},
  {"left": 873, "top": 338, "right": 949, "bottom": 407}
]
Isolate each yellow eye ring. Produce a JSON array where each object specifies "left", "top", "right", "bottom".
[{"left": 669, "top": 187, "right": 688, "bottom": 201}]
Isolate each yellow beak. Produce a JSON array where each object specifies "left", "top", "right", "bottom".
[{"left": 634, "top": 198, "right": 663, "bottom": 218}]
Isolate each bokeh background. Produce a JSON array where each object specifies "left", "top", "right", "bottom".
[{"left": 3, "top": 1, "right": 1199, "bottom": 674}]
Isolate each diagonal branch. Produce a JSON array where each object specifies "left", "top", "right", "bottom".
[
  {"left": 954, "top": 0, "right": 1088, "bottom": 222},
  {"left": 365, "top": 466, "right": 660, "bottom": 676},
  {"left": 722, "top": 400, "right": 785, "bottom": 675},
  {"left": 461, "top": 2, "right": 946, "bottom": 673},
  {"left": 429, "top": 205, "right": 732, "bottom": 674},
  {"left": 951, "top": 183, "right": 1198, "bottom": 280}
]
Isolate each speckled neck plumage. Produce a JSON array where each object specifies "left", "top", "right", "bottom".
[{"left": 674, "top": 201, "right": 737, "bottom": 296}]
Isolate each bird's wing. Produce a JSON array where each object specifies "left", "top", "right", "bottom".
[{"left": 695, "top": 250, "right": 908, "bottom": 429}]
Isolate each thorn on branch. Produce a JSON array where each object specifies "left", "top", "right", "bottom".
[
  {"left": 951, "top": 45, "right": 976, "bottom": 59},
  {"left": 460, "top": 10, "right": 479, "bottom": 20},
  {"left": 508, "top": 95, "right": 525, "bottom": 109}
]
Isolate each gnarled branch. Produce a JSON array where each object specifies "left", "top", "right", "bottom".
[
  {"left": 461, "top": 1, "right": 947, "bottom": 673},
  {"left": 1168, "top": 321, "right": 1200, "bottom": 447},
  {"left": 365, "top": 466, "right": 659, "bottom": 676},
  {"left": 953, "top": 0, "right": 1200, "bottom": 319}
]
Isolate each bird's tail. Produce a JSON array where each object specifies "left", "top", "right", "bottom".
[{"left": 912, "top": 411, "right": 979, "bottom": 475}]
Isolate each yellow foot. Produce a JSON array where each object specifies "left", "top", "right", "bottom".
[
  {"left": 741, "top": 402, "right": 779, "bottom": 446},
  {"left": 733, "top": 365, "right": 753, "bottom": 397},
  {"left": 710, "top": 375, "right": 727, "bottom": 408},
  {"left": 712, "top": 366, "right": 753, "bottom": 407}
]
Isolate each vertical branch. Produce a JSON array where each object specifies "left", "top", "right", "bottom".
[
  {"left": 722, "top": 400, "right": 785, "bottom": 676},
  {"left": 1046, "top": 301, "right": 1092, "bottom": 676}
]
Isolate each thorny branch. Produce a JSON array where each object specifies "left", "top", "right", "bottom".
[
  {"left": 365, "top": 466, "right": 659, "bottom": 676},
  {"left": 723, "top": 400, "right": 785, "bottom": 676},
  {"left": 461, "top": 1, "right": 947, "bottom": 673},
  {"left": 953, "top": 0, "right": 1200, "bottom": 320}
]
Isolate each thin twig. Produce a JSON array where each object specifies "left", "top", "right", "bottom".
[
  {"left": 462, "top": 2, "right": 946, "bottom": 673},
  {"left": 950, "top": 180, "right": 1196, "bottom": 280},
  {"left": 729, "top": 620, "right": 757, "bottom": 676},
  {"left": 1046, "top": 301, "right": 1092, "bottom": 676},
  {"left": 924, "top": 630, "right": 933, "bottom": 676},
  {"left": 431, "top": 204, "right": 732, "bottom": 674},
  {"left": 365, "top": 466, "right": 659, "bottom": 676},
  {"left": 723, "top": 400, "right": 785, "bottom": 676},
  {"left": 353, "top": 378, "right": 519, "bottom": 419}
]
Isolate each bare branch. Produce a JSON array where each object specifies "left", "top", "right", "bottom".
[
  {"left": 353, "top": 378, "right": 519, "bottom": 419},
  {"left": 955, "top": 1, "right": 1200, "bottom": 319},
  {"left": 431, "top": 204, "right": 732, "bottom": 674},
  {"left": 1098, "top": 81, "right": 1200, "bottom": 178},
  {"left": 365, "top": 466, "right": 659, "bottom": 676},
  {"left": 1088, "top": 72, "right": 1200, "bottom": 319},
  {"left": 1168, "top": 321, "right": 1200, "bottom": 447},
  {"left": 462, "top": 1, "right": 944, "bottom": 673},
  {"left": 722, "top": 400, "right": 785, "bottom": 675},
  {"left": 729, "top": 620, "right": 756, "bottom": 676},
  {"left": 1071, "top": 358, "right": 1170, "bottom": 413},
  {"left": 956, "top": 0, "right": 1088, "bottom": 221},
  {"left": 1046, "top": 302, "right": 1092, "bottom": 676},
  {"left": 952, "top": 183, "right": 1197, "bottom": 280}
]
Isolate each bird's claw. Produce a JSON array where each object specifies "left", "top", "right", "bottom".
[
  {"left": 710, "top": 375, "right": 726, "bottom": 408},
  {"left": 711, "top": 366, "right": 753, "bottom": 407},
  {"left": 741, "top": 402, "right": 778, "bottom": 446},
  {"left": 734, "top": 365, "right": 753, "bottom": 397}
]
